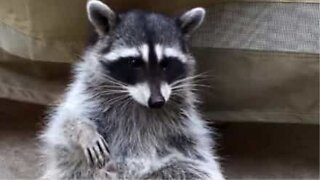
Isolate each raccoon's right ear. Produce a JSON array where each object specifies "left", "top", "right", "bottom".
[{"left": 87, "top": 0, "right": 117, "bottom": 35}]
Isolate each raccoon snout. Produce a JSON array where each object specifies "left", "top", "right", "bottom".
[
  {"left": 148, "top": 94, "right": 165, "bottom": 108},
  {"left": 127, "top": 82, "right": 170, "bottom": 108}
]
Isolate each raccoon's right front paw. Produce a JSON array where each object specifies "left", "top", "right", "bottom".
[{"left": 81, "top": 133, "right": 110, "bottom": 168}]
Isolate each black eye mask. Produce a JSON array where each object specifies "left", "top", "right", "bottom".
[
  {"left": 161, "top": 57, "right": 187, "bottom": 84},
  {"left": 100, "top": 57, "right": 146, "bottom": 85},
  {"left": 101, "top": 56, "right": 187, "bottom": 86}
]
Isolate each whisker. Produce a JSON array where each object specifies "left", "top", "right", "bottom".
[
  {"left": 90, "top": 90, "right": 128, "bottom": 99},
  {"left": 107, "top": 95, "right": 131, "bottom": 105},
  {"left": 170, "top": 73, "right": 210, "bottom": 87},
  {"left": 171, "top": 84, "right": 212, "bottom": 90},
  {"left": 103, "top": 96, "right": 126, "bottom": 105},
  {"left": 96, "top": 84, "right": 127, "bottom": 88},
  {"left": 101, "top": 74, "right": 127, "bottom": 87},
  {"left": 90, "top": 87, "right": 127, "bottom": 92},
  {"left": 94, "top": 92, "right": 127, "bottom": 97}
]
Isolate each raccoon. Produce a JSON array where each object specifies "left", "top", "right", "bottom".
[{"left": 39, "top": 0, "right": 225, "bottom": 179}]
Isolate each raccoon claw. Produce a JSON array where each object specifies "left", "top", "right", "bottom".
[{"left": 83, "top": 135, "right": 110, "bottom": 168}]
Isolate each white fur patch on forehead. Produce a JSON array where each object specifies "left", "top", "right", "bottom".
[
  {"left": 163, "top": 47, "right": 187, "bottom": 63},
  {"left": 160, "top": 83, "right": 172, "bottom": 101},
  {"left": 154, "top": 44, "right": 163, "bottom": 60},
  {"left": 127, "top": 82, "right": 150, "bottom": 107},
  {"left": 103, "top": 47, "right": 139, "bottom": 61},
  {"left": 139, "top": 44, "right": 149, "bottom": 62}
]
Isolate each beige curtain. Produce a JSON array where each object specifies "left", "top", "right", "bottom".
[{"left": 0, "top": 0, "right": 318, "bottom": 124}]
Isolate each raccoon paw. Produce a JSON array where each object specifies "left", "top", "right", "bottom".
[{"left": 82, "top": 134, "right": 110, "bottom": 168}]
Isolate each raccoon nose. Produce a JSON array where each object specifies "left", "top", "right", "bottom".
[{"left": 148, "top": 95, "right": 165, "bottom": 108}]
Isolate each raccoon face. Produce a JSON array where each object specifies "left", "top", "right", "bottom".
[{"left": 87, "top": 0, "right": 205, "bottom": 108}]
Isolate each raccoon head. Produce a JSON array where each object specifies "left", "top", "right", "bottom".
[{"left": 86, "top": 0, "right": 205, "bottom": 108}]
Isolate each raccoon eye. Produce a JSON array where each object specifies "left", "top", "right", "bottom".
[
  {"left": 160, "top": 57, "right": 178, "bottom": 70},
  {"left": 129, "top": 58, "right": 144, "bottom": 68},
  {"left": 160, "top": 60, "right": 169, "bottom": 70}
]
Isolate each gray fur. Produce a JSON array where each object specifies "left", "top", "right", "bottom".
[{"left": 39, "top": 1, "right": 224, "bottom": 179}]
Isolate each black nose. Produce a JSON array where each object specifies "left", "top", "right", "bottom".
[{"left": 148, "top": 95, "right": 165, "bottom": 108}]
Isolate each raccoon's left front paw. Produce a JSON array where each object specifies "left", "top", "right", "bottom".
[{"left": 83, "top": 134, "right": 110, "bottom": 168}]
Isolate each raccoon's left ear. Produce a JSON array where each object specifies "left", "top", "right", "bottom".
[
  {"left": 87, "top": 0, "right": 117, "bottom": 35},
  {"left": 177, "top": 7, "right": 206, "bottom": 35}
]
